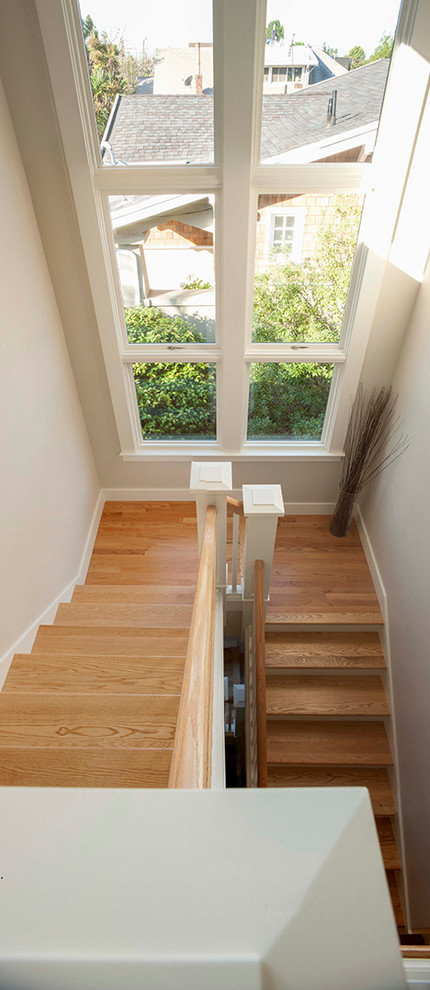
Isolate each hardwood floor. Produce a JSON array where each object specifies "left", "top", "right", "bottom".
[
  {"left": 266, "top": 516, "right": 383, "bottom": 624},
  {"left": 0, "top": 502, "right": 198, "bottom": 787}
]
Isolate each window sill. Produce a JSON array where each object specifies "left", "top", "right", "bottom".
[{"left": 121, "top": 443, "right": 344, "bottom": 462}]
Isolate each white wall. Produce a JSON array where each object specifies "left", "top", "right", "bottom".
[
  {"left": 359, "top": 258, "right": 430, "bottom": 927},
  {"left": 0, "top": 78, "right": 100, "bottom": 660}
]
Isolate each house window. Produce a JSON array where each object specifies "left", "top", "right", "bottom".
[
  {"left": 272, "top": 67, "right": 287, "bottom": 82},
  {"left": 263, "top": 206, "right": 306, "bottom": 263},
  {"left": 40, "top": 0, "right": 412, "bottom": 457},
  {"left": 286, "top": 66, "right": 302, "bottom": 82}
]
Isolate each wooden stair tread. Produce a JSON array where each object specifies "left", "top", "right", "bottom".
[
  {"left": 0, "top": 694, "right": 179, "bottom": 748},
  {"left": 266, "top": 675, "right": 389, "bottom": 717},
  {"left": 267, "top": 720, "right": 393, "bottom": 766},
  {"left": 265, "top": 606, "right": 384, "bottom": 625},
  {"left": 3, "top": 655, "right": 185, "bottom": 695},
  {"left": 265, "top": 631, "right": 385, "bottom": 669},
  {"left": 0, "top": 748, "right": 172, "bottom": 787},
  {"left": 376, "top": 816, "right": 401, "bottom": 869},
  {"left": 54, "top": 603, "right": 193, "bottom": 628},
  {"left": 266, "top": 766, "right": 395, "bottom": 815},
  {"left": 72, "top": 585, "right": 195, "bottom": 604},
  {"left": 32, "top": 626, "right": 188, "bottom": 658},
  {"left": 401, "top": 947, "right": 430, "bottom": 958}
]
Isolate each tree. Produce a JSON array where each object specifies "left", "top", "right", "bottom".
[
  {"left": 118, "top": 41, "right": 154, "bottom": 95},
  {"left": 125, "top": 197, "right": 361, "bottom": 442},
  {"left": 253, "top": 196, "right": 362, "bottom": 345},
  {"left": 85, "top": 25, "right": 126, "bottom": 136},
  {"left": 367, "top": 32, "right": 394, "bottom": 61},
  {"left": 322, "top": 42, "right": 338, "bottom": 58},
  {"left": 347, "top": 45, "right": 366, "bottom": 69},
  {"left": 125, "top": 309, "right": 216, "bottom": 439},
  {"left": 266, "top": 19, "right": 284, "bottom": 42},
  {"left": 249, "top": 196, "right": 362, "bottom": 439}
]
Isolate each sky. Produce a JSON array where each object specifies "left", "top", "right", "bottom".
[{"left": 80, "top": 0, "right": 401, "bottom": 58}]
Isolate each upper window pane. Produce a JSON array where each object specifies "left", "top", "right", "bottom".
[
  {"left": 253, "top": 193, "right": 362, "bottom": 344},
  {"left": 261, "top": 2, "right": 400, "bottom": 163},
  {"left": 109, "top": 194, "right": 215, "bottom": 343},
  {"left": 80, "top": 2, "right": 213, "bottom": 164}
]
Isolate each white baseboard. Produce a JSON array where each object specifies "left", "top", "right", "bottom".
[
  {"left": 355, "top": 505, "right": 388, "bottom": 619},
  {"left": 102, "top": 487, "right": 243, "bottom": 501},
  {"left": 355, "top": 503, "right": 410, "bottom": 931},
  {"left": 0, "top": 490, "right": 104, "bottom": 682},
  {"left": 284, "top": 502, "right": 335, "bottom": 514}
]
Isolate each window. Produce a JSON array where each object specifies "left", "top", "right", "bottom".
[
  {"left": 263, "top": 205, "right": 306, "bottom": 263},
  {"left": 287, "top": 67, "right": 302, "bottom": 82},
  {"left": 38, "top": 0, "right": 416, "bottom": 459}
]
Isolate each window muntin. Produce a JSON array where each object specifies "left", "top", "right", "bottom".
[
  {"left": 109, "top": 194, "right": 215, "bottom": 344},
  {"left": 247, "top": 363, "right": 334, "bottom": 442},
  {"left": 132, "top": 361, "right": 216, "bottom": 440},
  {"left": 253, "top": 193, "right": 362, "bottom": 344}
]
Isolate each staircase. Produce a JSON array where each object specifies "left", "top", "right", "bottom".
[
  {"left": 262, "top": 514, "right": 405, "bottom": 931},
  {"left": 0, "top": 502, "right": 198, "bottom": 787}
]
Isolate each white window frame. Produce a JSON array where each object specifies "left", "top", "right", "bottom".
[{"left": 35, "top": 0, "right": 425, "bottom": 460}]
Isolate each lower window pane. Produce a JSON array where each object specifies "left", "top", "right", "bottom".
[
  {"left": 247, "top": 363, "right": 334, "bottom": 442},
  {"left": 133, "top": 362, "right": 216, "bottom": 441}
]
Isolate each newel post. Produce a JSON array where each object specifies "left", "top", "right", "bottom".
[
  {"left": 241, "top": 485, "right": 285, "bottom": 628},
  {"left": 190, "top": 462, "right": 232, "bottom": 587}
]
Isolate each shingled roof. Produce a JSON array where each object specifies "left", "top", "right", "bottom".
[{"left": 102, "top": 59, "right": 389, "bottom": 166}]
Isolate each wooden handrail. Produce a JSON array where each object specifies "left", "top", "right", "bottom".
[
  {"left": 227, "top": 496, "right": 244, "bottom": 516},
  {"left": 254, "top": 559, "right": 268, "bottom": 787},
  {"left": 168, "top": 505, "right": 217, "bottom": 788}
]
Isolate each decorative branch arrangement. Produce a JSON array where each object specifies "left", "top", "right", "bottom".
[{"left": 329, "top": 384, "right": 409, "bottom": 537}]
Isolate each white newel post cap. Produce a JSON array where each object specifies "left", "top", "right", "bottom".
[
  {"left": 190, "top": 461, "right": 232, "bottom": 492},
  {"left": 242, "top": 484, "right": 284, "bottom": 516}
]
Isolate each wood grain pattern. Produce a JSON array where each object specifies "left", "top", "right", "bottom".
[
  {"left": 401, "top": 947, "right": 430, "bottom": 958},
  {"left": 169, "top": 505, "right": 216, "bottom": 789},
  {"left": 376, "top": 816, "right": 401, "bottom": 869},
  {"left": 86, "top": 501, "right": 199, "bottom": 586},
  {"left": 267, "top": 720, "right": 393, "bottom": 766},
  {"left": 0, "top": 748, "right": 172, "bottom": 788},
  {"left": 266, "top": 766, "right": 395, "bottom": 815},
  {"left": 72, "top": 585, "right": 196, "bottom": 604},
  {"left": 32, "top": 626, "right": 189, "bottom": 658},
  {"left": 54, "top": 603, "right": 193, "bottom": 628},
  {"left": 0, "top": 694, "right": 179, "bottom": 748},
  {"left": 3, "top": 655, "right": 185, "bottom": 695},
  {"left": 387, "top": 870, "right": 405, "bottom": 928},
  {"left": 265, "top": 631, "right": 385, "bottom": 669},
  {"left": 266, "top": 675, "right": 389, "bottom": 716},
  {"left": 254, "top": 560, "right": 268, "bottom": 787},
  {"left": 266, "top": 516, "right": 383, "bottom": 625},
  {"left": 227, "top": 497, "right": 244, "bottom": 515}
]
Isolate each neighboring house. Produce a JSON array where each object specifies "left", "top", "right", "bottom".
[
  {"left": 153, "top": 42, "right": 213, "bottom": 95},
  {"left": 102, "top": 59, "right": 388, "bottom": 167},
  {"left": 104, "top": 62, "right": 385, "bottom": 312},
  {"left": 153, "top": 41, "right": 349, "bottom": 97},
  {"left": 263, "top": 43, "right": 319, "bottom": 92},
  {"left": 111, "top": 192, "right": 215, "bottom": 339}
]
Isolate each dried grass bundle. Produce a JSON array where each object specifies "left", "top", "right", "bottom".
[{"left": 329, "top": 384, "right": 409, "bottom": 537}]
